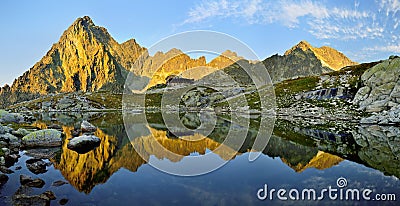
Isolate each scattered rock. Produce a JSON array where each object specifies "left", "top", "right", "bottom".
[
  {"left": 81, "top": 120, "right": 97, "bottom": 133},
  {"left": 25, "top": 159, "right": 47, "bottom": 174},
  {"left": 13, "top": 193, "right": 51, "bottom": 206},
  {"left": 67, "top": 135, "right": 101, "bottom": 154},
  {"left": 20, "top": 175, "right": 45, "bottom": 188},
  {"left": 22, "top": 129, "right": 63, "bottom": 147},
  {"left": 52, "top": 180, "right": 68, "bottom": 187}
]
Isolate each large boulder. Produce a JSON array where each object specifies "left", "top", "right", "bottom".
[
  {"left": 67, "top": 135, "right": 101, "bottom": 154},
  {"left": 354, "top": 57, "right": 400, "bottom": 110},
  {"left": 354, "top": 57, "right": 400, "bottom": 124},
  {"left": 0, "top": 110, "right": 24, "bottom": 123},
  {"left": 22, "top": 129, "right": 63, "bottom": 148}
]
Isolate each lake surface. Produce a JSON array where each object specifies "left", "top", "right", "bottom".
[{"left": 0, "top": 111, "right": 399, "bottom": 205}]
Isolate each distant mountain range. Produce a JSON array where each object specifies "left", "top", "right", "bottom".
[{"left": 0, "top": 16, "right": 357, "bottom": 107}]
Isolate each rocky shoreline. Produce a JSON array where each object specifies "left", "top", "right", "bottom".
[{"left": 0, "top": 110, "right": 102, "bottom": 205}]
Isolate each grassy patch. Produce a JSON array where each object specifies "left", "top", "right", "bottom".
[{"left": 85, "top": 92, "right": 122, "bottom": 109}]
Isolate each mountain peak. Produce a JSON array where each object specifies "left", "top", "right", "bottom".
[
  {"left": 285, "top": 41, "right": 357, "bottom": 70},
  {"left": 285, "top": 40, "right": 312, "bottom": 55},
  {"left": 70, "top": 16, "right": 96, "bottom": 30}
]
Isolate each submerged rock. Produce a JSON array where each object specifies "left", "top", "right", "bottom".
[
  {"left": 51, "top": 180, "right": 68, "bottom": 187},
  {"left": 0, "top": 173, "right": 8, "bottom": 185},
  {"left": 22, "top": 129, "right": 62, "bottom": 147},
  {"left": 81, "top": 120, "right": 97, "bottom": 133},
  {"left": 67, "top": 135, "right": 101, "bottom": 154},
  {"left": 20, "top": 174, "right": 45, "bottom": 188},
  {"left": 13, "top": 193, "right": 51, "bottom": 206},
  {"left": 59, "top": 198, "right": 69, "bottom": 205},
  {"left": 25, "top": 159, "right": 47, "bottom": 174}
]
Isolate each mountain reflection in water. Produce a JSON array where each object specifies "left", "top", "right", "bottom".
[
  {"left": 1, "top": 111, "right": 396, "bottom": 206},
  {"left": 27, "top": 112, "right": 396, "bottom": 194}
]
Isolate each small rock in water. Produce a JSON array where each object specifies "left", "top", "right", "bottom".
[
  {"left": 59, "top": 198, "right": 69, "bottom": 205},
  {"left": 67, "top": 135, "right": 101, "bottom": 154},
  {"left": 20, "top": 174, "right": 45, "bottom": 188},
  {"left": 26, "top": 159, "right": 47, "bottom": 174},
  {"left": 15, "top": 166, "right": 22, "bottom": 170},
  {"left": 42, "top": 191, "right": 56, "bottom": 200},
  {"left": 52, "top": 180, "right": 68, "bottom": 187},
  {"left": 81, "top": 120, "right": 97, "bottom": 133},
  {"left": 13, "top": 193, "right": 51, "bottom": 206}
]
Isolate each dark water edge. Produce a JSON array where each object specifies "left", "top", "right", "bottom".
[{"left": 0, "top": 111, "right": 398, "bottom": 206}]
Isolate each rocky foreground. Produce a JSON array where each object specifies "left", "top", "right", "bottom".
[{"left": 0, "top": 110, "right": 101, "bottom": 205}]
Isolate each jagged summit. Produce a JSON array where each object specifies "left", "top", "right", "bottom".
[
  {"left": 0, "top": 16, "right": 147, "bottom": 106},
  {"left": 285, "top": 40, "right": 357, "bottom": 71},
  {"left": 285, "top": 40, "right": 312, "bottom": 55}
]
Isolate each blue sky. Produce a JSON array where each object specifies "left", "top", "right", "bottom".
[{"left": 0, "top": 0, "right": 399, "bottom": 86}]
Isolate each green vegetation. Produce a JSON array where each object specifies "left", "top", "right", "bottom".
[
  {"left": 275, "top": 76, "right": 320, "bottom": 97},
  {"left": 85, "top": 92, "right": 122, "bottom": 109}
]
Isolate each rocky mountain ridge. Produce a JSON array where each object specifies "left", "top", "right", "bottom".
[{"left": 0, "top": 16, "right": 357, "bottom": 108}]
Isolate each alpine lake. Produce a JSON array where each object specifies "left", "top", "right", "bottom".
[{"left": 0, "top": 110, "right": 399, "bottom": 206}]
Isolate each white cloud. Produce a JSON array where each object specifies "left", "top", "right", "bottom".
[
  {"left": 182, "top": 0, "right": 395, "bottom": 41},
  {"left": 182, "top": 0, "right": 400, "bottom": 61},
  {"left": 365, "top": 44, "right": 400, "bottom": 53},
  {"left": 378, "top": 0, "right": 400, "bottom": 16}
]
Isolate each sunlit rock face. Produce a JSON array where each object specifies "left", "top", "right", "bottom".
[
  {"left": 284, "top": 40, "right": 357, "bottom": 71},
  {"left": 6, "top": 16, "right": 146, "bottom": 105},
  {"left": 135, "top": 49, "right": 242, "bottom": 88}
]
